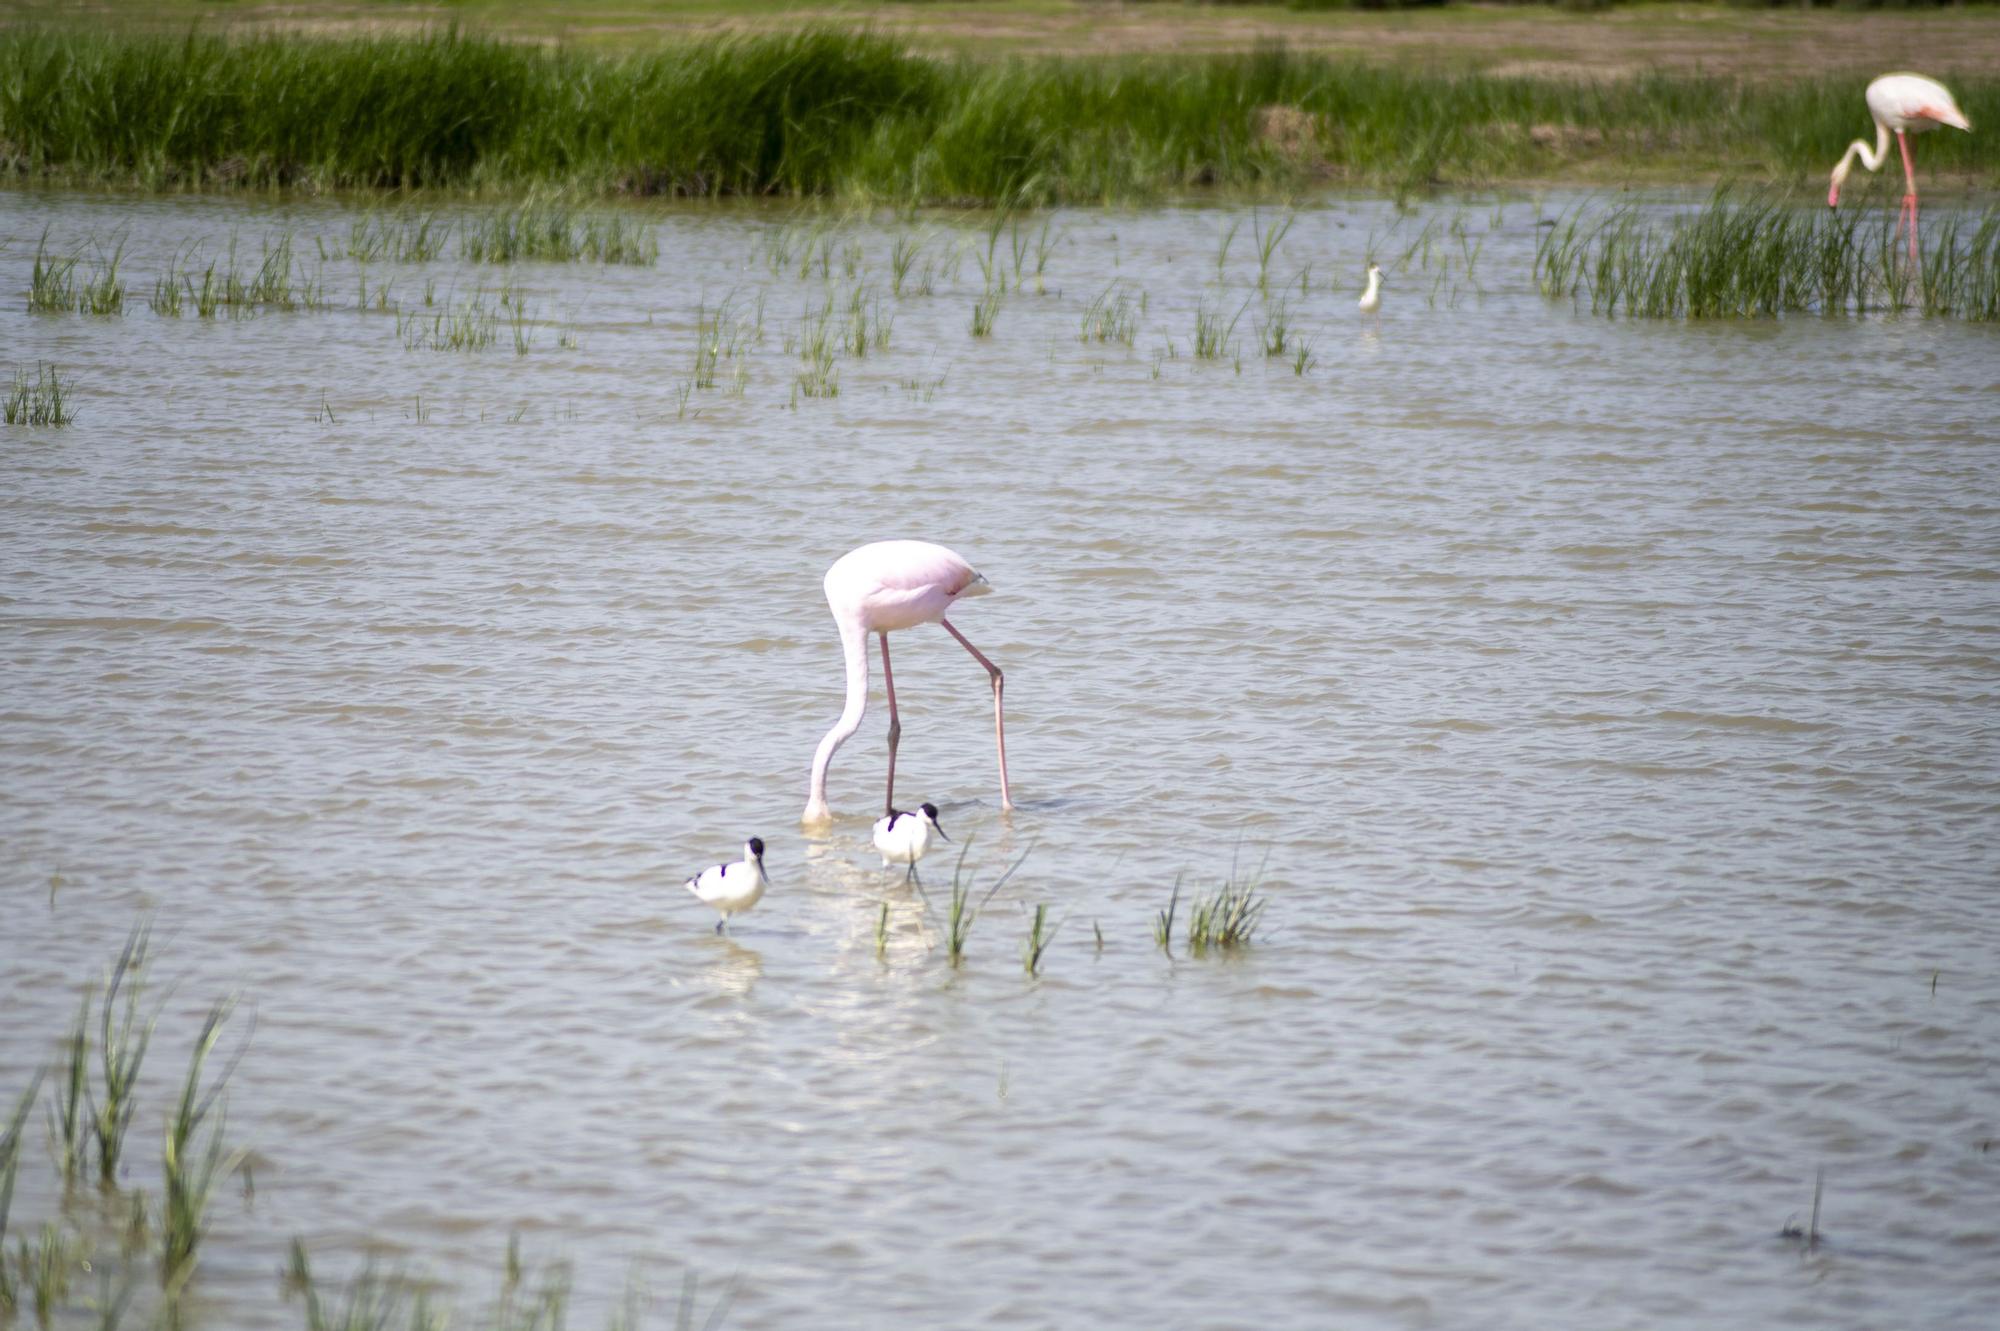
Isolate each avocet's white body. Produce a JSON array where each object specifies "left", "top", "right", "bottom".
[{"left": 685, "top": 838, "right": 769, "bottom": 931}]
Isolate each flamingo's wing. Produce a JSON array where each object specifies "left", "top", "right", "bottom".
[
  {"left": 828, "top": 540, "right": 986, "bottom": 630},
  {"left": 1870, "top": 74, "right": 1972, "bottom": 132}
]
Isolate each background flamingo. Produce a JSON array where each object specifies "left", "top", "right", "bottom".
[
  {"left": 1827, "top": 72, "right": 1972, "bottom": 263},
  {"left": 803, "top": 540, "right": 1012, "bottom": 824}
]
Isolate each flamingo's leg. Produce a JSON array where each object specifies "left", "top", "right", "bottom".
[
  {"left": 940, "top": 617, "right": 1013, "bottom": 811},
  {"left": 1896, "top": 129, "right": 1920, "bottom": 265},
  {"left": 880, "top": 632, "right": 901, "bottom": 817}
]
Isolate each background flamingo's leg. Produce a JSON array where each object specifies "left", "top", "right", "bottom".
[
  {"left": 880, "top": 632, "right": 900, "bottom": 817},
  {"left": 1896, "top": 129, "right": 1920, "bottom": 264},
  {"left": 941, "top": 618, "right": 1013, "bottom": 811}
]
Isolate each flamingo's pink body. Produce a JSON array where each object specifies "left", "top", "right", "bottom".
[
  {"left": 803, "top": 540, "right": 1012, "bottom": 824},
  {"left": 1828, "top": 73, "right": 1972, "bottom": 262}
]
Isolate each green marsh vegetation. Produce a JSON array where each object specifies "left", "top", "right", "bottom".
[
  {"left": 4, "top": 930, "right": 738, "bottom": 1331},
  {"left": 26, "top": 232, "right": 121, "bottom": 315},
  {"left": 460, "top": 200, "right": 658, "bottom": 265},
  {"left": 2, "top": 28, "right": 1993, "bottom": 204},
  {"left": 1537, "top": 188, "right": 2000, "bottom": 319},
  {"left": 3, "top": 361, "right": 74, "bottom": 426},
  {"left": 941, "top": 841, "right": 1032, "bottom": 968},
  {"left": 1153, "top": 869, "right": 1271, "bottom": 955}
]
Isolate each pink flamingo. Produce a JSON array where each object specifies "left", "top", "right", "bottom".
[
  {"left": 1828, "top": 73, "right": 1972, "bottom": 264},
  {"left": 803, "top": 540, "right": 1012, "bottom": 824}
]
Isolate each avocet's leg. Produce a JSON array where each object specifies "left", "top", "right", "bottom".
[
  {"left": 940, "top": 617, "right": 1013, "bottom": 811},
  {"left": 880, "top": 632, "right": 900, "bottom": 817},
  {"left": 1896, "top": 129, "right": 1920, "bottom": 265},
  {"left": 714, "top": 917, "right": 725, "bottom": 935}
]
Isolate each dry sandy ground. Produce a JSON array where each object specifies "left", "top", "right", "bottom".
[{"left": 4, "top": 1, "right": 1998, "bottom": 80}]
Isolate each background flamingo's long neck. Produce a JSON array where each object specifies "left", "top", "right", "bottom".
[
  {"left": 1828, "top": 123, "right": 1890, "bottom": 206},
  {"left": 805, "top": 618, "right": 869, "bottom": 820}
]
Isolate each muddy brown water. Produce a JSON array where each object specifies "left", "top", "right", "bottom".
[{"left": 3, "top": 191, "right": 1997, "bottom": 1329}]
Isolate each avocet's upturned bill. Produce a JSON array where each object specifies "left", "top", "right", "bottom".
[
  {"left": 1828, "top": 73, "right": 1972, "bottom": 263},
  {"left": 872, "top": 803, "right": 948, "bottom": 882},
  {"left": 684, "top": 837, "right": 769, "bottom": 933},
  {"left": 803, "top": 540, "right": 1012, "bottom": 824}
]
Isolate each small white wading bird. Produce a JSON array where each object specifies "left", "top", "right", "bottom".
[
  {"left": 684, "top": 837, "right": 769, "bottom": 933},
  {"left": 1358, "top": 262, "right": 1382, "bottom": 316},
  {"left": 1827, "top": 73, "right": 1972, "bottom": 264},
  {"left": 872, "top": 803, "right": 948, "bottom": 883}
]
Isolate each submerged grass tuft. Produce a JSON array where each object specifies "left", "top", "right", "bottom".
[
  {"left": 27, "top": 233, "right": 123, "bottom": 315},
  {"left": 1192, "top": 296, "right": 1247, "bottom": 360},
  {"left": 5, "top": 362, "right": 76, "bottom": 427},
  {"left": 1152, "top": 875, "right": 1180, "bottom": 955},
  {"left": 1079, "top": 281, "right": 1139, "bottom": 345},
  {"left": 461, "top": 200, "right": 658, "bottom": 265},
  {"left": 1185, "top": 877, "right": 1269, "bottom": 952},
  {"left": 343, "top": 210, "right": 448, "bottom": 264}
]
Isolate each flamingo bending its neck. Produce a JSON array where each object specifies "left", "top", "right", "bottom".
[
  {"left": 1828, "top": 73, "right": 1971, "bottom": 264},
  {"left": 803, "top": 540, "right": 1012, "bottom": 824}
]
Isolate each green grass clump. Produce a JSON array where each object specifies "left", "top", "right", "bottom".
[
  {"left": 1192, "top": 296, "right": 1246, "bottom": 359},
  {"left": 792, "top": 298, "right": 839, "bottom": 399},
  {"left": 1539, "top": 190, "right": 2000, "bottom": 319},
  {"left": 398, "top": 295, "right": 499, "bottom": 351},
  {"left": 4, "top": 28, "right": 1994, "bottom": 203},
  {"left": 970, "top": 284, "right": 1001, "bottom": 337},
  {"left": 27, "top": 236, "right": 80, "bottom": 313},
  {"left": 27, "top": 232, "right": 123, "bottom": 315},
  {"left": 1185, "top": 878, "right": 1269, "bottom": 952},
  {"left": 342, "top": 210, "right": 448, "bottom": 263},
  {"left": 5, "top": 362, "right": 77, "bottom": 427},
  {"left": 460, "top": 201, "right": 658, "bottom": 264},
  {"left": 1080, "top": 281, "right": 1140, "bottom": 345}
]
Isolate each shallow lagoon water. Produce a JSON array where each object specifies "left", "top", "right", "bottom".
[{"left": 3, "top": 190, "right": 1998, "bottom": 1329}]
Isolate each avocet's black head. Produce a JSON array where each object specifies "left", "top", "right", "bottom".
[
  {"left": 747, "top": 837, "right": 765, "bottom": 859},
  {"left": 919, "top": 803, "right": 948, "bottom": 839}
]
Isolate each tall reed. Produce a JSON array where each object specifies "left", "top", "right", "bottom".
[
  {"left": 161, "top": 1001, "right": 247, "bottom": 1285},
  {"left": 1, "top": 1074, "right": 42, "bottom": 1269},
  {"left": 92, "top": 927, "right": 156, "bottom": 1188},
  {"left": 1021, "top": 904, "right": 1055, "bottom": 976},
  {"left": 51, "top": 990, "right": 90, "bottom": 1184}
]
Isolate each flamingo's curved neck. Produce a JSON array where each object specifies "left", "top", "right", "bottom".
[
  {"left": 804, "top": 616, "right": 869, "bottom": 822},
  {"left": 1829, "top": 123, "right": 1891, "bottom": 205}
]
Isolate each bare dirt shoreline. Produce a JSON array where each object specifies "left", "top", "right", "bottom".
[{"left": 4, "top": 1, "right": 1999, "bottom": 80}]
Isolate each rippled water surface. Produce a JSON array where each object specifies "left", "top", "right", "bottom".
[{"left": 4, "top": 191, "right": 1998, "bottom": 1329}]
